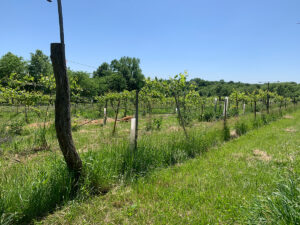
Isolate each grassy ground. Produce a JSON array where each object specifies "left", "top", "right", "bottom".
[
  {"left": 39, "top": 110, "right": 300, "bottom": 224},
  {"left": 0, "top": 103, "right": 298, "bottom": 224}
]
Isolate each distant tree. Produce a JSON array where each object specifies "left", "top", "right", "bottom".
[
  {"left": 94, "top": 76, "right": 109, "bottom": 95},
  {"left": 28, "top": 50, "right": 52, "bottom": 82},
  {"left": 107, "top": 73, "right": 127, "bottom": 92},
  {"left": 68, "top": 70, "right": 98, "bottom": 98},
  {"left": 93, "top": 62, "right": 111, "bottom": 78},
  {"left": 0, "top": 52, "right": 27, "bottom": 82},
  {"left": 114, "top": 57, "right": 145, "bottom": 91},
  {"left": 111, "top": 56, "right": 145, "bottom": 150},
  {"left": 215, "top": 83, "right": 230, "bottom": 100}
]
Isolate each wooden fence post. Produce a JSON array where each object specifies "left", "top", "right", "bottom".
[{"left": 50, "top": 43, "right": 82, "bottom": 180}]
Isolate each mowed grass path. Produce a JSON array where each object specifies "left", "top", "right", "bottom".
[{"left": 40, "top": 111, "right": 300, "bottom": 225}]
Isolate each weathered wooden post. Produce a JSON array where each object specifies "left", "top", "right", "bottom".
[
  {"left": 243, "top": 102, "right": 246, "bottom": 115},
  {"left": 49, "top": 0, "right": 82, "bottom": 180}
]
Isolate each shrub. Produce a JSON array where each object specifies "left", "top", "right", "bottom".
[
  {"left": 153, "top": 118, "right": 162, "bottom": 130},
  {"left": 261, "top": 114, "right": 269, "bottom": 125},
  {"left": 234, "top": 120, "right": 248, "bottom": 136},
  {"left": 202, "top": 111, "right": 214, "bottom": 122},
  {"left": 8, "top": 120, "right": 24, "bottom": 135}
]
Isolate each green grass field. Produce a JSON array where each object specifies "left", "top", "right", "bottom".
[
  {"left": 37, "top": 110, "right": 300, "bottom": 224},
  {"left": 0, "top": 104, "right": 299, "bottom": 224}
]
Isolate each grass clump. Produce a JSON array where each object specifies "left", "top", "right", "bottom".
[
  {"left": 247, "top": 174, "right": 300, "bottom": 225},
  {"left": 234, "top": 120, "right": 249, "bottom": 136},
  {"left": 8, "top": 120, "right": 25, "bottom": 135},
  {"left": 0, "top": 158, "right": 74, "bottom": 224},
  {"left": 223, "top": 122, "right": 230, "bottom": 141}
]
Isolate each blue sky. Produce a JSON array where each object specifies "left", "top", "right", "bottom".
[{"left": 1, "top": 0, "right": 300, "bottom": 83}]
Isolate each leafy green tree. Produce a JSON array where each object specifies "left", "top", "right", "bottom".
[
  {"left": 68, "top": 70, "right": 98, "bottom": 99},
  {"left": 28, "top": 50, "right": 52, "bottom": 82},
  {"left": 93, "top": 62, "right": 111, "bottom": 78},
  {"left": 107, "top": 73, "right": 127, "bottom": 92},
  {"left": 114, "top": 57, "right": 145, "bottom": 91},
  {"left": 0, "top": 52, "right": 27, "bottom": 82}
]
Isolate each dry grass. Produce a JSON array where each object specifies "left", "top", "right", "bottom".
[
  {"left": 285, "top": 128, "right": 297, "bottom": 133},
  {"left": 252, "top": 149, "right": 272, "bottom": 162}
]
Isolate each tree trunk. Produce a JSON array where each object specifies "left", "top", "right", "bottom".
[
  {"left": 134, "top": 90, "right": 139, "bottom": 151},
  {"left": 147, "top": 102, "right": 152, "bottom": 130},
  {"left": 174, "top": 95, "right": 188, "bottom": 139},
  {"left": 50, "top": 43, "right": 82, "bottom": 180},
  {"left": 236, "top": 94, "right": 239, "bottom": 116},
  {"left": 285, "top": 101, "right": 287, "bottom": 109},
  {"left": 103, "top": 100, "right": 108, "bottom": 125},
  {"left": 201, "top": 103, "right": 204, "bottom": 120},
  {"left": 112, "top": 99, "right": 120, "bottom": 136},
  {"left": 25, "top": 105, "right": 28, "bottom": 123},
  {"left": 123, "top": 98, "right": 128, "bottom": 117}
]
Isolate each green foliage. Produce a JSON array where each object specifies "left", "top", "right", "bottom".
[{"left": 0, "top": 52, "right": 27, "bottom": 81}]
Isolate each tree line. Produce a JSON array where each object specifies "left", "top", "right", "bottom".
[{"left": 1, "top": 51, "right": 300, "bottom": 102}]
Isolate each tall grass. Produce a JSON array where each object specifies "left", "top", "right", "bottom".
[
  {"left": 0, "top": 106, "right": 298, "bottom": 224},
  {"left": 247, "top": 174, "right": 300, "bottom": 225}
]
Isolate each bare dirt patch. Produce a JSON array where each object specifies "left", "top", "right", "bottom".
[
  {"left": 283, "top": 115, "right": 293, "bottom": 119},
  {"left": 79, "top": 118, "right": 114, "bottom": 126},
  {"left": 78, "top": 129, "right": 98, "bottom": 133},
  {"left": 285, "top": 128, "right": 297, "bottom": 133},
  {"left": 168, "top": 126, "right": 180, "bottom": 132},
  {"left": 252, "top": 149, "right": 272, "bottom": 162},
  {"left": 27, "top": 122, "right": 51, "bottom": 128}
]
